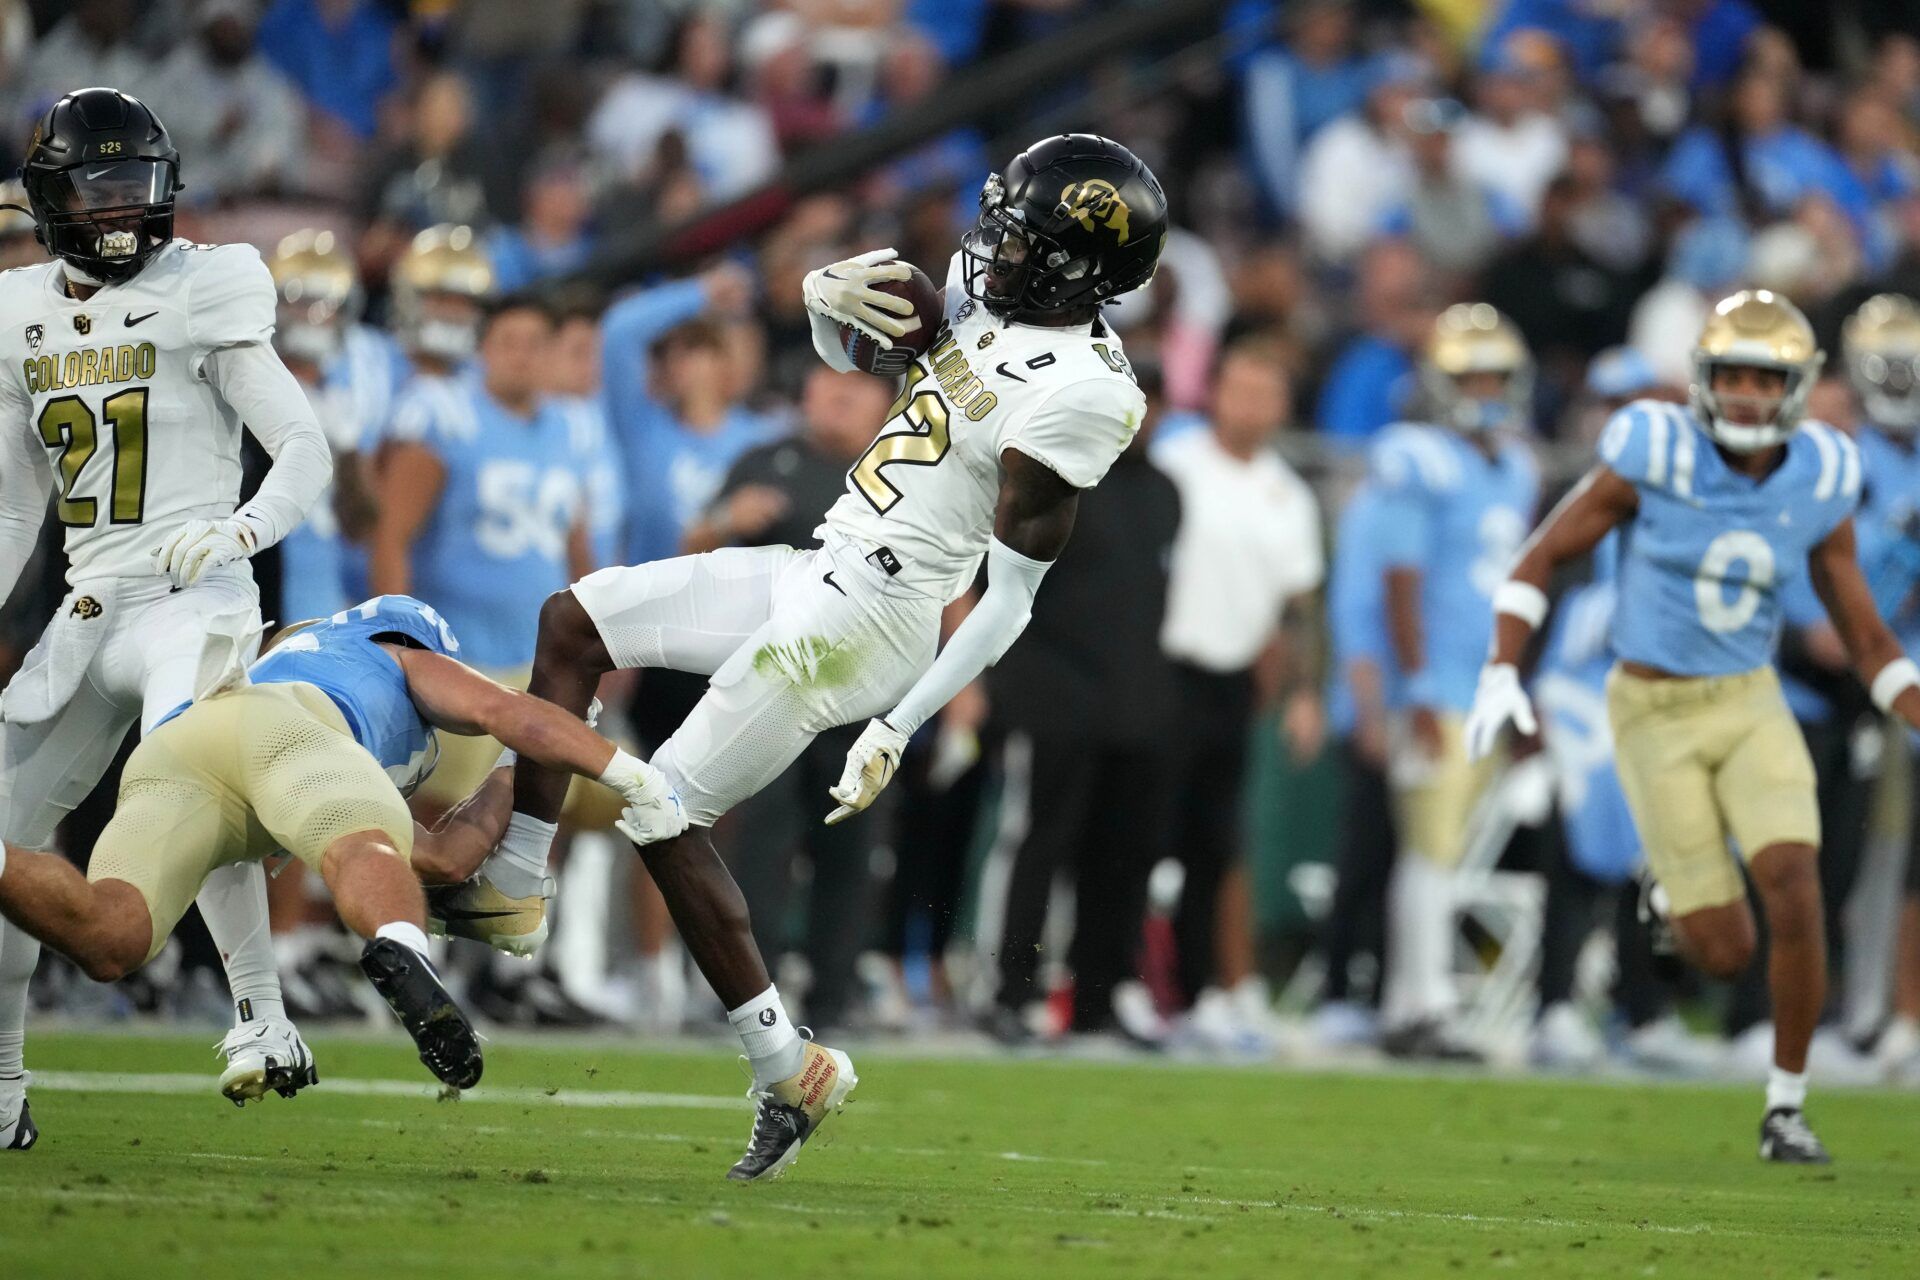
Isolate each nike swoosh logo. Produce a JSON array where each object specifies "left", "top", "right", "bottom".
[
  {"left": 823, "top": 571, "right": 845, "bottom": 596},
  {"left": 125, "top": 311, "right": 158, "bottom": 327},
  {"left": 439, "top": 908, "right": 523, "bottom": 922},
  {"left": 995, "top": 362, "right": 1026, "bottom": 382},
  {"left": 86, "top": 167, "right": 118, "bottom": 181},
  {"left": 821, "top": 269, "right": 843, "bottom": 280}
]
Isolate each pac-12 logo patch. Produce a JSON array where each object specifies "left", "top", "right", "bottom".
[
  {"left": 70, "top": 595, "right": 103, "bottom": 620},
  {"left": 24, "top": 323, "right": 42, "bottom": 352}
]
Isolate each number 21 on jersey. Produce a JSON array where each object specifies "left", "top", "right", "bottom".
[{"left": 37, "top": 390, "right": 149, "bottom": 527}]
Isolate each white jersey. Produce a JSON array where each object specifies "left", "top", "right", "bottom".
[
  {"left": 818, "top": 255, "right": 1147, "bottom": 602},
  {"left": 0, "top": 239, "right": 276, "bottom": 583}
]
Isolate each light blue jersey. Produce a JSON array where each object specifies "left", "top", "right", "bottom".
[
  {"left": 1370, "top": 423, "right": 1540, "bottom": 712},
  {"left": 1600, "top": 400, "right": 1861, "bottom": 677},
  {"left": 388, "top": 371, "right": 589, "bottom": 670},
  {"left": 280, "top": 326, "right": 413, "bottom": 621},
  {"left": 555, "top": 393, "right": 626, "bottom": 568},
  {"left": 250, "top": 596, "right": 459, "bottom": 793},
  {"left": 1326, "top": 483, "right": 1395, "bottom": 735},
  {"left": 1532, "top": 580, "right": 1641, "bottom": 883},
  {"left": 1851, "top": 425, "right": 1920, "bottom": 646}
]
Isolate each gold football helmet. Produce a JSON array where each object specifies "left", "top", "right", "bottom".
[
  {"left": 1420, "top": 303, "right": 1533, "bottom": 432},
  {"left": 269, "top": 229, "right": 360, "bottom": 365},
  {"left": 1689, "top": 288, "right": 1824, "bottom": 452},
  {"left": 391, "top": 224, "right": 494, "bottom": 363},
  {"left": 1843, "top": 293, "right": 1920, "bottom": 433}
]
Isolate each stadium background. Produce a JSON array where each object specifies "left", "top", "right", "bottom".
[{"left": 0, "top": 0, "right": 1918, "bottom": 1068}]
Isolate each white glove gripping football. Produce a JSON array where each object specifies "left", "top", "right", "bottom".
[
  {"left": 825, "top": 718, "right": 910, "bottom": 825},
  {"left": 600, "top": 749, "right": 690, "bottom": 846},
  {"left": 150, "top": 517, "right": 260, "bottom": 590},
  {"left": 802, "top": 248, "right": 915, "bottom": 349},
  {"left": 1464, "top": 663, "right": 1538, "bottom": 762}
]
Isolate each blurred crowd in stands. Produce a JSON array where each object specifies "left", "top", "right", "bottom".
[{"left": 5, "top": 0, "right": 1920, "bottom": 1082}]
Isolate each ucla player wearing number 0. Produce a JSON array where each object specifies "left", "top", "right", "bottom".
[
  {"left": 0, "top": 88, "right": 334, "bottom": 1148},
  {"left": 1465, "top": 289, "right": 1920, "bottom": 1164},
  {"left": 453, "top": 134, "right": 1162, "bottom": 1181}
]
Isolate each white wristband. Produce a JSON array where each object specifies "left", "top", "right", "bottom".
[
  {"left": 1493, "top": 580, "right": 1549, "bottom": 628},
  {"left": 1872, "top": 657, "right": 1920, "bottom": 713}
]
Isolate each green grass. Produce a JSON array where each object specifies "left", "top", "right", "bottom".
[{"left": 2, "top": 1030, "right": 1917, "bottom": 1279}]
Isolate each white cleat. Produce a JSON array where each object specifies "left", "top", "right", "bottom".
[
  {"left": 1, "top": 1071, "right": 36, "bottom": 1151},
  {"left": 728, "top": 1041, "right": 858, "bottom": 1182},
  {"left": 216, "top": 1015, "right": 318, "bottom": 1106},
  {"left": 1530, "top": 1002, "right": 1605, "bottom": 1072}
]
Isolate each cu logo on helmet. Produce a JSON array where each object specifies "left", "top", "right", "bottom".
[{"left": 1057, "top": 180, "right": 1131, "bottom": 245}]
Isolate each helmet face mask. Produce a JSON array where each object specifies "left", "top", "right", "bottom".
[
  {"left": 961, "top": 135, "right": 1167, "bottom": 320},
  {"left": 1421, "top": 303, "right": 1533, "bottom": 433},
  {"left": 21, "top": 90, "right": 181, "bottom": 285},
  {"left": 1688, "top": 289, "right": 1823, "bottom": 452},
  {"left": 391, "top": 224, "right": 493, "bottom": 363},
  {"left": 1844, "top": 294, "right": 1920, "bottom": 434}
]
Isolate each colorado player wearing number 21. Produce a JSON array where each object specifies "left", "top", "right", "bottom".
[
  {"left": 1465, "top": 289, "right": 1920, "bottom": 1164},
  {"left": 437, "top": 133, "right": 1163, "bottom": 1180},
  {"left": 0, "top": 89, "right": 333, "bottom": 1149}
]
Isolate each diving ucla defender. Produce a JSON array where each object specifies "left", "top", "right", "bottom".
[
  {"left": 1372, "top": 303, "right": 1540, "bottom": 1061},
  {"left": 1465, "top": 289, "right": 1920, "bottom": 1163},
  {"left": 0, "top": 596, "right": 677, "bottom": 1091}
]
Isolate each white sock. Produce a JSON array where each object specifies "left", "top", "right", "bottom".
[
  {"left": 197, "top": 861, "right": 287, "bottom": 1026},
  {"left": 729, "top": 984, "right": 803, "bottom": 1088},
  {"left": 1766, "top": 1066, "right": 1809, "bottom": 1113},
  {"left": 376, "top": 921, "right": 433, "bottom": 958},
  {"left": 0, "top": 916, "right": 37, "bottom": 1078},
  {"left": 1383, "top": 854, "right": 1456, "bottom": 1029},
  {"left": 484, "top": 812, "right": 559, "bottom": 900}
]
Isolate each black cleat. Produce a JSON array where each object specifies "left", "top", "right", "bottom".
[
  {"left": 1759, "top": 1107, "right": 1831, "bottom": 1164},
  {"left": 359, "top": 939, "right": 483, "bottom": 1090},
  {"left": 3, "top": 1099, "right": 36, "bottom": 1151},
  {"left": 727, "top": 1042, "right": 858, "bottom": 1182},
  {"left": 1381, "top": 1018, "right": 1485, "bottom": 1063}
]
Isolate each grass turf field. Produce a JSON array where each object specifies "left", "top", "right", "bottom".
[{"left": 2, "top": 1030, "right": 1916, "bottom": 1279}]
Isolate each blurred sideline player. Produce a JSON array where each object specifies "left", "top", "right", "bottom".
[
  {"left": 1466, "top": 289, "right": 1920, "bottom": 1162},
  {"left": 1372, "top": 304, "right": 1540, "bottom": 1061},
  {"left": 1838, "top": 294, "right": 1920, "bottom": 1079},
  {"left": 0, "top": 89, "right": 334, "bottom": 1148},
  {"left": 450, "top": 134, "right": 1164, "bottom": 1180},
  {"left": 0, "top": 595, "right": 672, "bottom": 1102},
  {"left": 263, "top": 230, "right": 407, "bottom": 1016}
]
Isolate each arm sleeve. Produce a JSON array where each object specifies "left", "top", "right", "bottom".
[
  {"left": 999, "top": 376, "right": 1145, "bottom": 490},
  {"left": 0, "top": 378, "right": 50, "bottom": 607},
  {"left": 885, "top": 537, "right": 1050, "bottom": 735},
  {"left": 203, "top": 342, "right": 334, "bottom": 551},
  {"left": 808, "top": 308, "right": 859, "bottom": 372}
]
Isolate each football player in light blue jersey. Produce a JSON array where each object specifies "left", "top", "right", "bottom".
[
  {"left": 0, "top": 595, "right": 675, "bottom": 1092},
  {"left": 1313, "top": 483, "right": 1399, "bottom": 1045},
  {"left": 1839, "top": 293, "right": 1920, "bottom": 1077},
  {"left": 267, "top": 230, "right": 408, "bottom": 624},
  {"left": 1467, "top": 289, "right": 1920, "bottom": 1163},
  {"left": 372, "top": 297, "right": 595, "bottom": 817},
  {"left": 1370, "top": 303, "right": 1540, "bottom": 1062},
  {"left": 550, "top": 305, "right": 627, "bottom": 568}
]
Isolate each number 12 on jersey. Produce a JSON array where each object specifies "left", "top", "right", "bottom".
[
  {"left": 37, "top": 388, "right": 149, "bottom": 527},
  {"left": 851, "top": 365, "right": 951, "bottom": 514}
]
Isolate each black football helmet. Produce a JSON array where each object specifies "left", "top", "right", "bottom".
[
  {"left": 961, "top": 134, "right": 1167, "bottom": 319},
  {"left": 20, "top": 87, "right": 181, "bottom": 284}
]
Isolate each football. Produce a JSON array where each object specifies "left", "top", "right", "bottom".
[{"left": 841, "top": 262, "right": 944, "bottom": 376}]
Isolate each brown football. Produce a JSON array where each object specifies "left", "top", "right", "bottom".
[{"left": 841, "top": 263, "right": 944, "bottom": 376}]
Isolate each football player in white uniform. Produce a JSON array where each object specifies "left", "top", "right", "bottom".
[
  {"left": 0, "top": 88, "right": 333, "bottom": 1147},
  {"left": 443, "top": 134, "right": 1164, "bottom": 1179}
]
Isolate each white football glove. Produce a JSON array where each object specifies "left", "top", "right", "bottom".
[
  {"left": 599, "top": 749, "right": 690, "bottom": 846},
  {"left": 802, "top": 248, "right": 915, "bottom": 348},
  {"left": 825, "top": 717, "right": 909, "bottom": 825},
  {"left": 151, "top": 517, "right": 259, "bottom": 589},
  {"left": 1463, "top": 663, "right": 1538, "bottom": 762}
]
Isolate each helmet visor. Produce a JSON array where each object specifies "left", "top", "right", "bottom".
[{"left": 36, "top": 158, "right": 175, "bottom": 216}]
